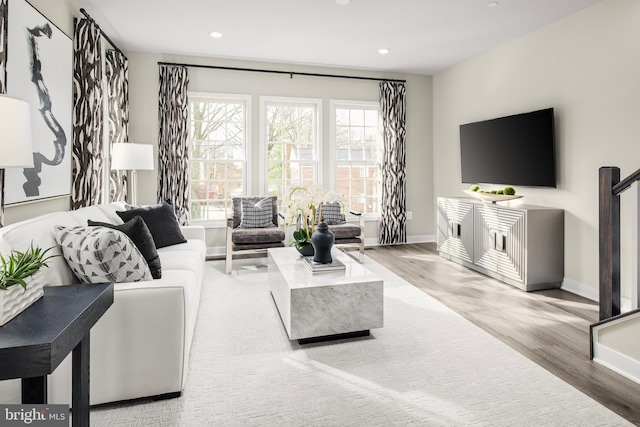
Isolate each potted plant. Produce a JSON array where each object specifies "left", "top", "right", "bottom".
[
  {"left": 283, "top": 184, "right": 344, "bottom": 256},
  {"left": 0, "top": 243, "right": 56, "bottom": 326}
]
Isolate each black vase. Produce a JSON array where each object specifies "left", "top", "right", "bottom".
[{"left": 311, "top": 221, "right": 335, "bottom": 264}]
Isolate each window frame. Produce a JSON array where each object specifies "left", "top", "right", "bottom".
[
  {"left": 329, "top": 99, "right": 382, "bottom": 221},
  {"left": 188, "top": 91, "right": 252, "bottom": 227},
  {"left": 259, "top": 96, "right": 323, "bottom": 200}
]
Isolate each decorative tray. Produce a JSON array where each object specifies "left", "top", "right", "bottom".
[{"left": 462, "top": 190, "right": 523, "bottom": 203}]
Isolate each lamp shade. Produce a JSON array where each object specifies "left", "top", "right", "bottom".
[
  {"left": 111, "top": 143, "right": 154, "bottom": 171},
  {"left": 0, "top": 95, "right": 33, "bottom": 168}
]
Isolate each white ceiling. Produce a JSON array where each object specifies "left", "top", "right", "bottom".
[{"left": 75, "top": 0, "right": 602, "bottom": 75}]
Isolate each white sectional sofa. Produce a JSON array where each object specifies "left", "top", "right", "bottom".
[{"left": 0, "top": 202, "right": 206, "bottom": 405}]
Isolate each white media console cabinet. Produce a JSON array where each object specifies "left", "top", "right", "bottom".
[{"left": 436, "top": 197, "right": 564, "bottom": 292}]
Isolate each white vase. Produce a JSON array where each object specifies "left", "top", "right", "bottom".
[{"left": 0, "top": 273, "right": 45, "bottom": 326}]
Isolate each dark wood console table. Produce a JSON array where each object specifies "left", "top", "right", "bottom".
[{"left": 0, "top": 283, "right": 114, "bottom": 427}]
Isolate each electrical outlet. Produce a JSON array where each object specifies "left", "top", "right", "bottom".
[{"left": 407, "top": 211, "right": 413, "bottom": 220}]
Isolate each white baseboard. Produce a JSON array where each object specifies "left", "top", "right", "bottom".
[
  {"left": 561, "top": 278, "right": 599, "bottom": 302},
  {"left": 561, "top": 278, "right": 633, "bottom": 310},
  {"left": 593, "top": 344, "right": 640, "bottom": 385},
  {"left": 208, "top": 234, "right": 435, "bottom": 258}
]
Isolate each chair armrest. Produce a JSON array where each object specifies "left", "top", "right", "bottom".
[
  {"left": 180, "top": 225, "right": 205, "bottom": 241},
  {"left": 226, "top": 217, "right": 234, "bottom": 229}
]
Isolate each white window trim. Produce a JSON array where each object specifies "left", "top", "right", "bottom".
[
  {"left": 188, "top": 91, "right": 252, "bottom": 227},
  {"left": 259, "top": 96, "right": 323, "bottom": 195},
  {"left": 329, "top": 99, "right": 381, "bottom": 221}
]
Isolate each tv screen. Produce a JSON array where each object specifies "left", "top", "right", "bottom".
[{"left": 460, "top": 108, "right": 556, "bottom": 187}]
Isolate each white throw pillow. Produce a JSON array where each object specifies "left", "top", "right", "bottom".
[{"left": 54, "top": 225, "right": 153, "bottom": 284}]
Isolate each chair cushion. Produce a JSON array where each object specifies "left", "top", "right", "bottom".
[
  {"left": 88, "top": 216, "right": 162, "bottom": 279},
  {"left": 54, "top": 225, "right": 152, "bottom": 284},
  {"left": 232, "top": 226, "right": 285, "bottom": 244},
  {"left": 328, "top": 223, "right": 361, "bottom": 239},
  {"left": 240, "top": 198, "right": 273, "bottom": 228},
  {"left": 318, "top": 202, "right": 346, "bottom": 225},
  {"left": 117, "top": 201, "right": 187, "bottom": 249}
]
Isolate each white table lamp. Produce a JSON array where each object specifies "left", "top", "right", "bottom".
[
  {"left": 0, "top": 95, "right": 34, "bottom": 227},
  {"left": 110, "top": 143, "right": 154, "bottom": 205}
]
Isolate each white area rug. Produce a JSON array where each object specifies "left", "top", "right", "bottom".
[{"left": 91, "top": 257, "right": 631, "bottom": 426}]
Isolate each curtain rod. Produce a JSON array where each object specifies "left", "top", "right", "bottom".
[
  {"left": 157, "top": 61, "right": 406, "bottom": 83},
  {"left": 79, "top": 8, "right": 123, "bottom": 54}
]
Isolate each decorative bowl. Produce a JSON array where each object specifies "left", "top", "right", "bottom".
[{"left": 463, "top": 190, "right": 523, "bottom": 203}]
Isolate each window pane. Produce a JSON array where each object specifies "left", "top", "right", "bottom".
[
  {"left": 332, "top": 103, "right": 382, "bottom": 215},
  {"left": 189, "top": 96, "right": 247, "bottom": 221},
  {"left": 264, "top": 99, "right": 319, "bottom": 207}
]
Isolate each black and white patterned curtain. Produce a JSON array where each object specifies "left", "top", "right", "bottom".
[
  {"left": 106, "top": 50, "right": 129, "bottom": 202},
  {"left": 378, "top": 81, "right": 407, "bottom": 244},
  {"left": 71, "top": 18, "right": 103, "bottom": 209},
  {"left": 158, "top": 64, "right": 190, "bottom": 224}
]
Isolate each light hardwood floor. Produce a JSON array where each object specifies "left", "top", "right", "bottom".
[{"left": 366, "top": 243, "right": 640, "bottom": 426}]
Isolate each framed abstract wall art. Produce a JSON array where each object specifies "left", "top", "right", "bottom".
[{"left": 5, "top": 0, "right": 72, "bottom": 204}]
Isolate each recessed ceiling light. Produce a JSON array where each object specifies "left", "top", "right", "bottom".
[
  {"left": 378, "top": 48, "right": 390, "bottom": 55},
  {"left": 210, "top": 31, "right": 223, "bottom": 38},
  {"left": 336, "top": 0, "right": 350, "bottom": 5},
  {"left": 487, "top": 2, "right": 499, "bottom": 7}
]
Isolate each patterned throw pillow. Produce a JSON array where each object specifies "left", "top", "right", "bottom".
[
  {"left": 54, "top": 225, "right": 153, "bottom": 284},
  {"left": 88, "top": 216, "right": 162, "bottom": 279},
  {"left": 240, "top": 198, "right": 274, "bottom": 228},
  {"left": 319, "top": 202, "right": 346, "bottom": 225}
]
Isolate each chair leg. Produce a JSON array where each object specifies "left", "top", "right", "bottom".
[
  {"left": 357, "top": 214, "right": 365, "bottom": 263},
  {"left": 225, "top": 223, "right": 233, "bottom": 274}
]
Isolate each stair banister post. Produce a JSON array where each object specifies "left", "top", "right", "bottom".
[{"left": 599, "top": 166, "right": 621, "bottom": 320}]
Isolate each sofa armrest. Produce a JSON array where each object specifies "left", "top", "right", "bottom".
[{"left": 180, "top": 225, "right": 205, "bottom": 241}]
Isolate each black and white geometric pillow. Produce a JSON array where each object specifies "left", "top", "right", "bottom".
[
  {"left": 54, "top": 225, "right": 153, "bottom": 284},
  {"left": 240, "top": 198, "right": 274, "bottom": 228},
  {"left": 319, "top": 202, "right": 346, "bottom": 225}
]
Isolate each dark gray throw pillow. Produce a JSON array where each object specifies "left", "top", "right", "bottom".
[
  {"left": 116, "top": 201, "right": 187, "bottom": 249},
  {"left": 88, "top": 216, "right": 162, "bottom": 279}
]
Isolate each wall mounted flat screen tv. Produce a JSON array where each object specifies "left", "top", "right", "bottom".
[{"left": 460, "top": 108, "right": 556, "bottom": 187}]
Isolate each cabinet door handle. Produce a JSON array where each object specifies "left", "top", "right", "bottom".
[
  {"left": 496, "top": 233, "right": 507, "bottom": 252},
  {"left": 450, "top": 221, "right": 461, "bottom": 238}
]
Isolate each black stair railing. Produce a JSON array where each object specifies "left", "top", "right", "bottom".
[{"left": 599, "top": 166, "right": 640, "bottom": 320}]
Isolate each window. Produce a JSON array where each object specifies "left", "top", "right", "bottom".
[
  {"left": 331, "top": 101, "right": 382, "bottom": 216},
  {"left": 261, "top": 97, "right": 321, "bottom": 207},
  {"left": 189, "top": 93, "right": 250, "bottom": 222}
]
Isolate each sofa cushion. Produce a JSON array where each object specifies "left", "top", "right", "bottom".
[
  {"left": 318, "top": 202, "right": 346, "bottom": 225},
  {"left": 117, "top": 201, "right": 186, "bottom": 249},
  {"left": 239, "top": 197, "right": 273, "bottom": 228},
  {"left": 1, "top": 212, "right": 79, "bottom": 286},
  {"left": 54, "top": 225, "right": 152, "bottom": 284},
  {"left": 88, "top": 216, "right": 162, "bottom": 279}
]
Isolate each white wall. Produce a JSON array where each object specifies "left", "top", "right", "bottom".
[
  {"left": 127, "top": 52, "right": 433, "bottom": 249},
  {"left": 433, "top": 0, "right": 640, "bottom": 300}
]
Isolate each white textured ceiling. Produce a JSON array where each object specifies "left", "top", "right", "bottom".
[{"left": 75, "top": 0, "right": 601, "bottom": 75}]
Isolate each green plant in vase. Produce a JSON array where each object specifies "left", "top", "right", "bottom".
[
  {"left": 283, "top": 184, "right": 344, "bottom": 253},
  {"left": 0, "top": 243, "right": 56, "bottom": 291}
]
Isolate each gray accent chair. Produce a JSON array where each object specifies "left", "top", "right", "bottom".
[
  {"left": 328, "top": 210, "right": 365, "bottom": 263},
  {"left": 225, "top": 196, "right": 285, "bottom": 274}
]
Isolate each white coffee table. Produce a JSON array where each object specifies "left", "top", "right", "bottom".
[{"left": 268, "top": 247, "right": 383, "bottom": 343}]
